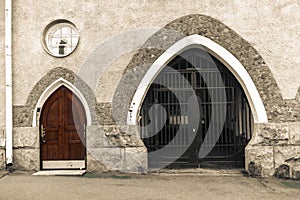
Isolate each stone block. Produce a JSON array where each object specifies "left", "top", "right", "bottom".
[
  {"left": 291, "top": 164, "right": 300, "bottom": 180},
  {"left": 86, "top": 126, "right": 111, "bottom": 148},
  {"left": 0, "top": 127, "right": 5, "bottom": 147},
  {"left": 87, "top": 147, "right": 123, "bottom": 172},
  {"left": 87, "top": 146, "right": 147, "bottom": 173},
  {"left": 0, "top": 149, "right": 5, "bottom": 169},
  {"left": 13, "top": 106, "right": 33, "bottom": 127},
  {"left": 251, "top": 123, "right": 289, "bottom": 145},
  {"left": 289, "top": 122, "right": 300, "bottom": 144},
  {"left": 13, "top": 127, "right": 39, "bottom": 148},
  {"left": 274, "top": 146, "right": 300, "bottom": 179},
  {"left": 13, "top": 148, "right": 39, "bottom": 171},
  {"left": 274, "top": 164, "right": 290, "bottom": 179},
  {"left": 245, "top": 145, "right": 274, "bottom": 177},
  {"left": 274, "top": 146, "right": 300, "bottom": 167},
  {"left": 87, "top": 125, "right": 144, "bottom": 148},
  {"left": 96, "top": 103, "right": 115, "bottom": 125},
  {"left": 122, "top": 147, "right": 147, "bottom": 173},
  {"left": 86, "top": 151, "right": 108, "bottom": 172},
  {"left": 103, "top": 125, "right": 144, "bottom": 147}
]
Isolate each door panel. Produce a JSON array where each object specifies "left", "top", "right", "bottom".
[{"left": 40, "top": 86, "right": 86, "bottom": 167}]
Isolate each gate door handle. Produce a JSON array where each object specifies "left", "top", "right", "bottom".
[{"left": 41, "top": 124, "right": 46, "bottom": 143}]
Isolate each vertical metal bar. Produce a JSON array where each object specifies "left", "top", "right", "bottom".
[
  {"left": 245, "top": 102, "right": 248, "bottom": 141},
  {"left": 167, "top": 74, "right": 171, "bottom": 147},
  {"left": 162, "top": 75, "right": 166, "bottom": 146},
  {"left": 249, "top": 103, "right": 252, "bottom": 141}
]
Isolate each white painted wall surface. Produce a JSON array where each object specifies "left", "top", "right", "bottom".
[{"left": 8, "top": 0, "right": 300, "bottom": 105}]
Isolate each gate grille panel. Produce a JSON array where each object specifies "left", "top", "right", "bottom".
[{"left": 140, "top": 48, "right": 253, "bottom": 169}]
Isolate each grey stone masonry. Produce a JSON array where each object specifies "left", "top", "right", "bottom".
[
  {"left": 246, "top": 122, "right": 300, "bottom": 179},
  {"left": 0, "top": 128, "right": 5, "bottom": 169},
  {"left": 11, "top": 127, "right": 39, "bottom": 171},
  {"left": 86, "top": 125, "right": 147, "bottom": 172},
  {"left": 0, "top": 149, "right": 5, "bottom": 169}
]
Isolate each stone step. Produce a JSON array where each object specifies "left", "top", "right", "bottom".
[{"left": 32, "top": 170, "right": 86, "bottom": 176}]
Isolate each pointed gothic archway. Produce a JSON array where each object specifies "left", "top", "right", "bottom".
[
  {"left": 127, "top": 35, "right": 267, "bottom": 126},
  {"left": 126, "top": 35, "right": 267, "bottom": 169},
  {"left": 139, "top": 48, "right": 253, "bottom": 168}
]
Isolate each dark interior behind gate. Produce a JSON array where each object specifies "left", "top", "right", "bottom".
[{"left": 140, "top": 48, "right": 253, "bottom": 169}]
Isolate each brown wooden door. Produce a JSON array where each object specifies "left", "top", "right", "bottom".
[{"left": 40, "top": 86, "right": 86, "bottom": 162}]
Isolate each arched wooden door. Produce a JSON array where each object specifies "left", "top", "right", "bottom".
[{"left": 40, "top": 86, "right": 86, "bottom": 169}]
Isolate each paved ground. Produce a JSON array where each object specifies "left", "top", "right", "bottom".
[{"left": 0, "top": 169, "right": 300, "bottom": 200}]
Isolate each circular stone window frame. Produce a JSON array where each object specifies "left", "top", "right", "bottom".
[{"left": 42, "top": 19, "right": 80, "bottom": 58}]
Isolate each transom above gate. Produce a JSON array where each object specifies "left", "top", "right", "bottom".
[{"left": 140, "top": 48, "right": 253, "bottom": 169}]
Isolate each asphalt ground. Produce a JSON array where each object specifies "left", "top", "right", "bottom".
[{"left": 0, "top": 170, "right": 300, "bottom": 200}]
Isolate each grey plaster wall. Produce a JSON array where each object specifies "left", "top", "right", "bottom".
[{"left": 11, "top": 0, "right": 300, "bottom": 107}]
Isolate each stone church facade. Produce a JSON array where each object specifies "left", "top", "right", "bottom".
[{"left": 0, "top": 0, "right": 299, "bottom": 178}]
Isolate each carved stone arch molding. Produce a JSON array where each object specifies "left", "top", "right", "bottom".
[
  {"left": 13, "top": 67, "right": 98, "bottom": 127},
  {"left": 112, "top": 14, "right": 288, "bottom": 125}
]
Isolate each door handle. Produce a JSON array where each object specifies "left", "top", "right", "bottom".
[{"left": 41, "top": 124, "right": 46, "bottom": 143}]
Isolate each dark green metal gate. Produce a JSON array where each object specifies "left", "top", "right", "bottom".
[{"left": 140, "top": 48, "right": 252, "bottom": 169}]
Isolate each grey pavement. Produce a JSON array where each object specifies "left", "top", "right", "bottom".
[{"left": 0, "top": 170, "right": 300, "bottom": 200}]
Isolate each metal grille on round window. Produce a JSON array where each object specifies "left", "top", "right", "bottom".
[{"left": 43, "top": 20, "right": 79, "bottom": 57}]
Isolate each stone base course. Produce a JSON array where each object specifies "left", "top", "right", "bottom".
[
  {"left": 87, "top": 147, "right": 147, "bottom": 173},
  {"left": 246, "top": 122, "right": 300, "bottom": 179},
  {"left": 12, "top": 148, "right": 39, "bottom": 171},
  {"left": 0, "top": 149, "right": 5, "bottom": 169},
  {"left": 86, "top": 125, "right": 147, "bottom": 172}
]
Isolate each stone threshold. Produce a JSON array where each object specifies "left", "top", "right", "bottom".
[
  {"left": 150, "top": 168, "right": 247, "bottom": 177},
  {"left": 32, "top": 170, "right": 86, "bottom": 176}
]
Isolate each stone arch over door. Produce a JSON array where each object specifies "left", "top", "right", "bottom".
[
  {"left": 112, "top": 14, "right": 283, "bottom": 126},
  {"left": 126, "top": 34, "right": 268, "bottom": 125},
  {"left": 33, "top": 77, "right": 92, "bottom": 127},
  {"left": 13, "top": 67, "right": 97, "bottom": 128},
  {"left": 110, "top": 14, "right": 287, "bottom": 173}
]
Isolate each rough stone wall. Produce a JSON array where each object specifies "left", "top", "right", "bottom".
[
  {"left": 246, "top": 122, "right": 300, "bottom": 179},
  {"left": 86, "top": 125, "right": 146, "bottom": 173},
  {"left": 0, "top": 128, "right": 5, "bottom": 169},
  {"left": 11, "top": 127, "right": 39, "bottom": 171},
  {"left": 245, "top": 89, "right": 299, "bottom": 178}
]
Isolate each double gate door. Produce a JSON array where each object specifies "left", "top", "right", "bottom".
[{"left": 140, "top": 49, "right": 252, "bottom": 169}]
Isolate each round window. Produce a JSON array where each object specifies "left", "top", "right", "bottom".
[{"left": 43, "top": 20, "right": 79, "bottom": 57}]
